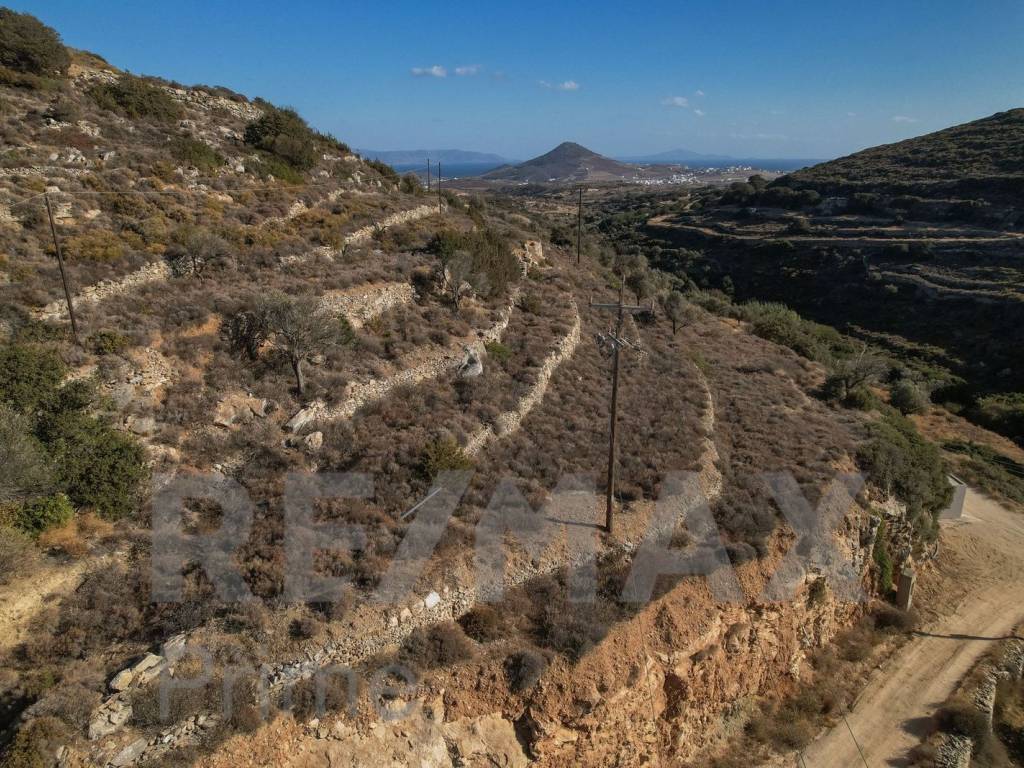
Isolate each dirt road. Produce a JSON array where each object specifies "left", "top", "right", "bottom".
[{"left": 798, "top": 488, "right": 1024, "bottom": 767}]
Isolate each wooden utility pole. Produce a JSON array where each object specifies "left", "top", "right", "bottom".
[
  {"left": 44, "top": 192, "right": 80, "bottom": 345},
  {"left": 426, "top": 158, "right": 431, "bottom": 191},
  {"left": 437, "top": 161, "right": 442, "bottom": 214},
  {"left": 576, "top": 186, "right": 583, "bottom": 265},
  {"left": 590, "top": 286, "right": 651, "bottom": 533}
]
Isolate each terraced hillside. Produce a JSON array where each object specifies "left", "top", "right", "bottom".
[
  {"left": 598, "top": 110, "right": 1024, "bottom": 448},
  {"left": 0, "top": 12, "right": 954, "bottom": 768}
]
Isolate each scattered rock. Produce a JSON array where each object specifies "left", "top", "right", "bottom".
[
  {"left": 457, "top": 347, "right": 483, "bottom": 379},
  {"left": 110, "top": 737, "right": 148, "bottom": 767},
  {"left": 126, "top": 416, "right": 157, "bottom": 436},
  {"left": 213, "top": 393, "right": 269, "bottom": 428},
  {"left": 302, "top": 431, "right": 324, "bottom": 452}
]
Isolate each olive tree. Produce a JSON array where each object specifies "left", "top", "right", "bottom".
[
  {"left": 260, "top": 294, "right": 353, "bottom": 395},
  {"left": 663, "top": 291, "right": 693, "bottom": 335}
]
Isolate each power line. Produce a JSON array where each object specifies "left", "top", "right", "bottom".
[{"left": 842, "top": 714, "right": 870, "bottom": 768}]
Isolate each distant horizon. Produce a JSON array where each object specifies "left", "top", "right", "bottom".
[{"left": 6, "top": 0, "right": 1023, "bottom": 159}]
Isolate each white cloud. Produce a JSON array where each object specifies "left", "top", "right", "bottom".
[
  {"left": 892, "top": 115, "right": 918, "bottom": 123},
  {"left": 694, "top": 108, "right": 706, "bottom": 117},
  {"left": 540, "top": 80, "right": 580, "bottom": 91},
  {"left": 455, "top": 65, "right": 479, "bottom": 76},
  {"left": 695, "top": 89, "right": 705, "bottom": 97},
  {"left": 411, "top": 65, "right": 447, "bottom": 78},
  {"left": 661, "top": 96, "right": 689, "bottom": 108}
]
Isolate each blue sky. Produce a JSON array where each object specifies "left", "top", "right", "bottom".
[{"left": 10, "top": 0, "right": 1024, "bottom": 160}]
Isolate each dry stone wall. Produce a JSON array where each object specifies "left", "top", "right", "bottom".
[{"left": 465, "top": 301, "right": 581, "bottom": 455}]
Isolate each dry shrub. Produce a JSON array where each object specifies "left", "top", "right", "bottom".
[
  {"left": 459, "top": 605, "right": 504, "bottom": 643},
  {"left": 504, "top": 648, "right": 547, "bottom": 692},
  {"left": 37, "top": 519, "right": 87, "bottom": 556},
  {"left": 286, "top": 670, "right": 359, "bottom": 722},
  {"left": 872, "top": 603, "right": 919, "bottom": 633},
  {"left": 936, "top": 698, "right": 991, "bottom": 744},
  {"left": 0, "top": 525, "right": 39, "bottom": 583},
  {"left": 399, "top": 622, "right": 475, "bottom": 670}
]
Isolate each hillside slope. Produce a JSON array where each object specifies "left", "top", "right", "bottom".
[{"left": 786, "top": 108, "right": 1024, "bottom": 211}]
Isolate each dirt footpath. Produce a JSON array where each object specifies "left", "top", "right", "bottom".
[{"left": 798, "top": 489, "right": 1024, "bottom": 768}]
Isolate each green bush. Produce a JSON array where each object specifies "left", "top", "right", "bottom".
[
  {"left": 891, "top": 381, "right": 929, "bottom": 415},
  {"left": 65, "top": 230, "right": 125, "bottom": 262},
  {"left": 400, "top": 172, "right": 422, "bottom": 194},
  {"left": 244, "top": 104, "right": 318, "bottom": 170},
  {"left": 0, "top": 9, "right": 70, "bottom": 75},
  {"left": 14, "top": 493, "right": 73, "bottom": 536},
  {"left": 39, "top": 411, "right": 146, "bottom": 519},
  {"left": 973, "top": 392, "right": 1024, "bottom": 444},
  {"left": 428, "top": 228, "right": 520, "bottom": 303},
  {"left": 858, "top": 412, "right": 951, "bottom": 543},
  {"left": 87, "top": 330, "right": 129, "bottom": 356},
  {"left": 1, "top": 716, "right": 70, "bottom": 768},
  {"left": 741, "top": 301, "right": 846, "bottom": 363},
  {"left": 89, "top": 74, "right": 182, "bottom": 121},
  {"left": 0, "top": 344, "right": 66, "bottom": 413},
  {"left": 484, "top": 341, "right": 512, "bottom": 364},
  {"left": 419, "top": 438, "right": 473, "bottom": 480},
  {"left": 366, "top": 158, "right": 400, "bottom": 185},
  {"left": 247, "top": 154, "right": 305, "bottom": 184},
  {"left": 170, "top": 136, "right": 225, "bottom": 173}
]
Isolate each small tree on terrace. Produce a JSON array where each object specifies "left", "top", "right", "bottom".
[
  {"left": 261, "top": 294, "right": 353, "bottom": 395},
  {"left": 823, "top": 346, "right": 886, "bottom": 402},
  {"left": 441, "top": 250, "right": 475, "bottom": 310},
  {"left": 166, "top": 225, "right": 233, "bottom": 280},
  {"left": 663, "top": 290, "right": 692, "bottom": 335}
]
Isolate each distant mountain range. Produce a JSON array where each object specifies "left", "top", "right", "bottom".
[
  {"left": 356, "top": 149, "right": 511, "bottom": 165},
  {"left": 481, "top": 142, "right": 639, "bottom": 183}
]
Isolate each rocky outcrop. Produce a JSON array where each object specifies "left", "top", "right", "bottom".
[{"left": 213, "top": 392, "right": 271, "bottom": 428}]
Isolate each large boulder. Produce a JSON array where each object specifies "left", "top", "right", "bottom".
[
  {"left": 213, "top": 392, "right": 270, "bottom": 428},
  {"left": 457, "top": 347, "right": 483, "bottom": 379}
]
